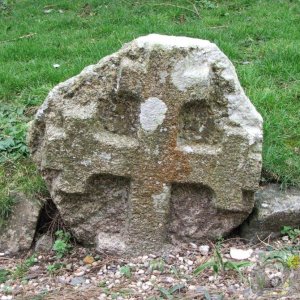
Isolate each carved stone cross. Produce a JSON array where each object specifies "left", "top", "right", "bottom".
[{"left": 29, "top": 34, "right": 263, "bottom": 255}]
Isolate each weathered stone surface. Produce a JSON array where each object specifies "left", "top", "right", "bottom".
[
  {"left": 0, "top": 193, "right": 42, "bottom": 254},
  {"left": 240, "top": 184, "right": 300, "bottom": 241},
  {"left": 28, "top": 34, "right": 263, "bottom": 254}
]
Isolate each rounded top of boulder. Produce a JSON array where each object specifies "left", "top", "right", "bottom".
[{"left": 133, "top": 34, "right": 215, "bottom": 50}]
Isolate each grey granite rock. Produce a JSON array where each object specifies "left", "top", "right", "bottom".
[
  {"left": 0, "top": 193, "right": 42, "bottom": 254},
  {"left": 28, "top": 34, "right": 263, "bottom": 255},
  {"left": 240, "top": 184, "right": 300, "bottom": 241}
]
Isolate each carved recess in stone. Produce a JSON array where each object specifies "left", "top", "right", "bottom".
[
  {"left": 28, "top": 34, "right": 263, "bottom": 255},
  {"left": 57, "top": 174, "right": 130, "bottom": 244},
  {"left": 169, "top": 183, "right": 245, "bottom": 243},
  {"left": 178, "top": 99, "right": 225, "bottom": 145}
]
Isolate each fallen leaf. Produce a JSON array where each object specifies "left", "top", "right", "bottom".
[{"left": 83, "top": 255, "right": 94, "bottom": 265}]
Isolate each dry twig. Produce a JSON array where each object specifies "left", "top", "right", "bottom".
[{"left": 0, "top": 33, "right": 37, "bottom": 44}]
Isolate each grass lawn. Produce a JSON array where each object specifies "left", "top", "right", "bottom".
[{"left": 0, "top": 0, "right": 300, "bottom": 221}]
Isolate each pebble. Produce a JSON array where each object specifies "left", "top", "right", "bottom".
[
  {"left": 142, "top": 283, "right": 150, "bottom": 290},
  {"left": 1, "top": 239, "right": 298, "bottom": 299},
  {"left": 186, "top": 259, "right": 193, "bottom": 266},
  {"left": 179, "top": 264, "right": 188, "bottom": 271},
  {"left": 58, "top": 276, "right": 67, "bottom": 284},
  {"left": 190, "top": 242, "right": 197, "bottom": 249},
  {"left": 195, "top": 286, "right": 207, "bottom": 293},
  {"left": 199, "top": 245, "right": 210, "bottom": 256},
  {"left": 164, "top": 277, "right": 174, "bottom": 283},
  {"left": 29, "top": 266, "right": 40, "bottom": 272},
  {"left": 114, "top": 271, "right": 121, "bottom": 278},
  {"left": 128, "top": 263, "right": 135, "bottom": 267},
  {"left": 74, "top": 270, "right": 85, "bottom": 277}
]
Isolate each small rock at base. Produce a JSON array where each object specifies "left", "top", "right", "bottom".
[{"left": 35, "top": 234, "right": 53, "bottom": 252}]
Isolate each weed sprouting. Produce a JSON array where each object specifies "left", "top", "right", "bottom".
[
  {"left": 0, "top": 105, "right": 29, "bottom": 163},
  {"left": 120, "top": 265, "right": 132, "bottom": 278},
  {"left": 281, "top": 226, "right": 300, "bottom": 241},
  {"left": 12, "top": 254, "right": 37, "bottom": 280},
  {"left": 149, "top": 258, "right": 165, "bottom": 272},
  {"left": 157, "top": 284, "right": 186, "bottom": 299},
  {"left": 0, "top": 269, "right": 11, "bottom": 283},
  {"left": 194, "top": 241, "right": 251, "bottom": 276},
  {"left": 46, "top": 262, "right": 65, "bottom": 274},
  {"left": 53, "top": 230, "right": 72, "bottom": 258}
]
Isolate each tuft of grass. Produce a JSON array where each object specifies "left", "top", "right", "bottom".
[
  {"left": 149, "top": 258, "right": 165, "bottom": 273},
  {"left": 46, "top": 262, "right": 65, "bottom": 274},
  {"left": 0, "top": 269, "right": 11, "bottom": 284},
  {"left": 194, "top": 241, "right": 251, "bottom": 277},
  {"left": 157, "top": 284, "right": 186, "bottom": 299},
  {"left": 12, "top": 254, "right": 37, "bottom": 280},
  {"left": 0, "top": 159, "right": 47, "bottom": 226},
  {"left": 0, "top": 0, "right": 299, "bottom": 223}
]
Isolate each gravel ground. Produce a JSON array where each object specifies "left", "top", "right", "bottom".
[{"left": 1, "top": 237, "right": 300, "bottom": 300}]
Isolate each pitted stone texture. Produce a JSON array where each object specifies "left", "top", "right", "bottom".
[{"left": 28, "top": 34, "right": 263, "bottom": 255}]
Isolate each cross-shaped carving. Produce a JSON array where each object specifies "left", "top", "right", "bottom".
[{"left": 30, "top": 34, "right": 262, "bottom": 255}]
